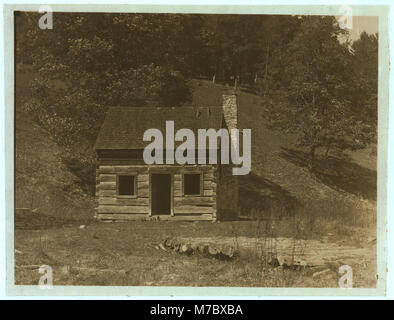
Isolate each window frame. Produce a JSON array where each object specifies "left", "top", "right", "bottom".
[
  {"left": 182, "top": 172, "right": 203, "bottom": 197},
  {"left": 116, "top": 174, "right": 137, "bottom": 198}
]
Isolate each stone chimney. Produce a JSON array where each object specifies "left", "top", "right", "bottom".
[{"left": 222, "top": 91, "right": 238, "bottom": 131}]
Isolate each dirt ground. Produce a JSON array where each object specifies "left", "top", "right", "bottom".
[{"left": 14, "top": 220, "right": 376, "bottom": 288}]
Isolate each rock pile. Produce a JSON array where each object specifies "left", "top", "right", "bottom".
[{"left": 162, "top": 237, "right": 238, "bottom": 260}]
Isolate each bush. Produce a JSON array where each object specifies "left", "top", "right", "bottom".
[
  {"left": 109, "top": 64, "right": 191, "bottom": 107},
  {"left": 156, "top": 70, "right": 192, "bottom": 106}
]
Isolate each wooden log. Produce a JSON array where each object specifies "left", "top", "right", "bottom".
[
  {"left": 97, "top": 182, "right": 116, "bottom": 191},
  {"left": 174, "top": 181, "right": 182, "bottom": 191},
  {"left": 137, "top": 180, "right": 149, "bottom": 189},
  {"left": 181, "top": 165, "right": 213, "bottom": 172},
  {"left": 96, "top": 171, "right": 100, "bottom": 201},
  {"left": 174, "top": 196, "right": 214, "bottom": 206},
  {"left": 101, "top": 165, "right": 224, "bottom": 174},
  {"left": 137, "top": 183, "right": 149, "bottom": 190},
  {"left": 97, "top": 213, "right": 213, "bottom": 221},
  {"left": 174, "top": 205, "right": 214, "bottom": 214},
  {"left": 98, "top": 159, "right": 147, "bottom": 165},
  {"left": 98, "top": 166, "right": 116, "bottom": 174},
  {"left": 98, "top": 205, "right": 149, "bottom": 214},
  {"left": 203, "top": 180, "right": 212, "bottom": 190},
  {"left": 99, "top": 174, "right": 116, "bottom": 182},
  {"left": 98, "top": 166, "right": 148, "bottom": 174},
  {"left": 99, "top": 197, "right": 149, "bottom": 206},
  {"left": 138, "top": 174, "right": 149, "bottom": 182},
  {"left": 97, "top": 213, "right": 149, "bottom": 220},
  {"left": 174, "top": 188, "right": 182, "bottom": 197},
  {"left": 114, "top": 166, "right": 143, "bottom": 173},
  {"left": 138, "top": 188, "right": 149, "bottom": 198},
  {"left": 99, "top": 190, "right": 116, "bottom": 197}
]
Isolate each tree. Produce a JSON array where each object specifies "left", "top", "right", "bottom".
[
  {"left": 253, "top": 15, "right": 302, "bottom": 95},
  {"left": 200, "top": 15, "right": 269, "bottom": 85},
  {"left": 16, "top": 13, "right": 196, "bottom": 194},
  {"left": 266, "top": 16, "right": 376, "bottom": 166},
  {"left": 17, "top": 13, "right": 195, "bottom": 150},
  {"left": 16, "top": 12, "right": 378, "bottom": 177},
  {"left": 350, "top": 32, "right": 378, "bottom": 129}
]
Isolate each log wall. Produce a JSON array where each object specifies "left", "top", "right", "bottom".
[{"left": 96, "top": 164, "right": 217, "bottom": 221}]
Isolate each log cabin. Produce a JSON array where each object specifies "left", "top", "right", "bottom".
[{"left": 94, "top": 92, "right": 239, "bottom": 221}]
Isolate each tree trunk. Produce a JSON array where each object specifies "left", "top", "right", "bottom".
[
  {"left": 264, "top": 42, "right": 270, "bottom": 97},
  {"left": 308, "top": 145, "right": 317, "bottom": 170},
  {"left": 324, "top": 144, "right": 331, "bottom": 159},
  {"left": 213, "top": 59, "right": 218, "bottom": 84}
]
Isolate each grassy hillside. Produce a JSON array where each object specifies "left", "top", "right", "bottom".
[
  {"left": 15, "top": 108, "right": 95, "bottom": 219},
  {"left": 14, "top": 78, "right": 377, "bottom": 287},
  {"left": 15, "top": 73, "right": 376, "bottom": 238},
  {"left": 190, "top": 79, "right": 377, "bottom": 238},
  {"left": 15, "top": 64, "right": 95, "bottom": 224}
]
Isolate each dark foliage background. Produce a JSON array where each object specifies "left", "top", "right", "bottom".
[{"left": 15, "top": 13, "right": 377, "bottom": 198}]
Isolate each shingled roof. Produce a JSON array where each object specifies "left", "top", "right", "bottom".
[{"left": 95, "top": 106, "right": 224, "bottom": 150}]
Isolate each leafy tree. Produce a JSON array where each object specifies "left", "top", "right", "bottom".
[
  {"left": 17, "top": 13, "right": 194, "bottom": 150},
  {"left": 253, "top": 15, "right": 302, "bottom": 95},
  {"left": 350, "top": 32, "right": 378, "bottom": 129},
  {"left": 17, "top": 12, "right": 196, "bottom": 194},
  {"left": 266, "top": 16, "right": 375, "bottom": 166},
  {"left": 16, "top": 12, "right": 378, "bottom": 182},
  {"left": 200, "top": 15, "right": 268, "bottom": 85}
]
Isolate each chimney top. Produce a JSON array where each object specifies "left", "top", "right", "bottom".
[{"left": 222, "top": 92, "right": 238, "bottom": 130}]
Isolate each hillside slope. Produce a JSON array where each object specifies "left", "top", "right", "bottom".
[
  {"left": 15, "top": 110, "right": 95, "bottom": 222},
  {"left": 14, "top": 76, "right": 376, "bottom": 236},
  {"left": 14, "top": 63, "right": 95, "bottom": 223},
  {"left": 190, "top": 80, "right": 377, "bottom": 236}
]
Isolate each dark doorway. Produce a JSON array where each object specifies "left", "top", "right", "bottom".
[{"left": 151, "top": 174, "right": 172, "bottom": 215}]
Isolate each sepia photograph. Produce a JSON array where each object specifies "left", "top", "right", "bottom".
[{"left": 9, "top": 5, "right": 387, "bottom": 293}]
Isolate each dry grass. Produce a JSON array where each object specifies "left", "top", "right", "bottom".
[
  {"left": 190, "top": 80, "right": 377, "bottom": 237},
  {"left": 14, "top": 76, "right": 378, "bottom": 289},
  {"left": 15, "top": 65, "right": 95, "bottom": 220},
  {"left": 14, "top": 220, "right": 376, "bottom": 287}
]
